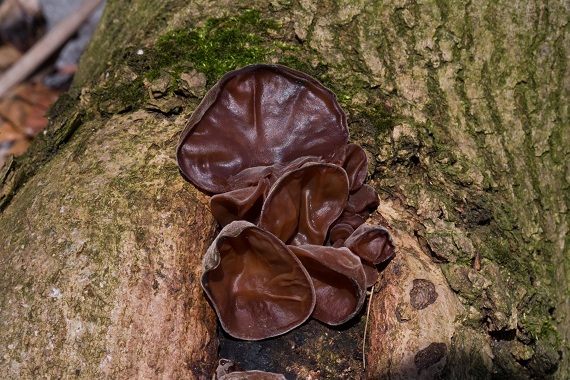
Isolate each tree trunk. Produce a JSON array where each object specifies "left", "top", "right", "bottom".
[{"left": 0, "top": 1, "right": 567, "bottom": 379}]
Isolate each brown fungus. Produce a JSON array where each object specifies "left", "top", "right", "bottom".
[
  {"left": 259, "top": 162, "right": 349, "bottom": 246},
  {"left": 329, "top": 223, "right": 355, "bottom": 246},
  {"left": 344, "top": 224, "right": 395, "bottom": 265},
  {"left": 210, "top": 178, "right": 270, "bottom": 226},
  {"left": 176, "top": 64, "right": 349, "bottom": 194},
  {"left": 336, "top": 143, "right": 369, "bottom": 191},
  {"left": 346, "top": 184, "right": 380, "bottom": 215},
  {"left": 344, "top": 224, "right": 396, "bottom": 287},
  {"left": 202, "top": 221, "right": 315, "bottom": 340},
  {"left": 177, "top": 63, "right": 397, "bottom": 342},
  {"left": 289, "top": 245, "right": 367, "bottom": 325}
]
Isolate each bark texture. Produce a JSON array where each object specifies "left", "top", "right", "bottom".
[
  {"left": 0, "top": 109, "right": 218, "bottom": 378},
  {"left": 0, "top": 0, "right": 568, "bottom": 379}
]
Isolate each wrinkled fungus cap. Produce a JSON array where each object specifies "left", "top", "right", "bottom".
[
  {"left": 259, "top": 163, "right": 349, "bottom": 246},
  {"left": 344, "top": 224, "right": 395, "bottom": 265},
  {"left": 210, "top": 179, "right": 270, "bottom": 226},
  {"left": 176, "top": 64, "right": 349, "bottom": 194},
  {"left": 178, "top": 63, "right": 397, "bottom": 343},
  {"left": 289, "top": 245, "right": 367, "bottom": 325},
  {"left": 201, "top": 221, "right": 315, "bottom": 340},
  {"left": 339, "top": 143, "right": 369, "bottom": 191}
]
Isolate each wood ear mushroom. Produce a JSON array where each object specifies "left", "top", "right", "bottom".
[
  {"left": 177, "top": 64, "right": 397, "bottom": 340},
  {"left": 202, "top": 221, "right": 315, "bottom": 340}
]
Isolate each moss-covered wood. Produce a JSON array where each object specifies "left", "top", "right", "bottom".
[{"left": 0, "top": 0, "right": 567, "bottom": 379}]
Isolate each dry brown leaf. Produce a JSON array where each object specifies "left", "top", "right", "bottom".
[
  {"left": 0, "top": 81, "right": 60, "bottom": 165},
  {"left": 0, "top": 45, "right": 22, "bottom": 70}
]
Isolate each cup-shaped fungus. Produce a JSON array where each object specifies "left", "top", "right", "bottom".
[
  {"left": 259, "top": 163, "right": 349, "bottom": 246},
  {"left": 345, "top": 184, "right": 380, "bottom": 216},
  {"left": 201, "top": 221, "right": 315, "bottom": 340},
  {"left": 176, "top": 64, "right": 349, "bottom": 194},
  {"left": 177, "top": 63, "right": 397, "bottom": 343},
  {"left": 210, "top": 179, "right": 270, "bottom": 226},
  {"left": 344, "top": 224, "right": 395, "bottom": 264},
  {"left": 289, "top": 245, "right": 367, "bottom": 325},
  {"left": 337, "top": 143, "right": 369, "bottom": 191},
  {"left": 344, "top": 224, "right": 396, "bottom": 287}
]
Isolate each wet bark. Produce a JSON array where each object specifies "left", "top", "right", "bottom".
[{"left": 0, "top": 0, "right": 568, "bottom": 379}]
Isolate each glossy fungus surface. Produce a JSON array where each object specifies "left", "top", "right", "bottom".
[
  {"left": 177, "top": 64, "right": 348, "bottom": 194},
  {"left": 202, "top": 221, "right": 315, "bottom": 340},
  {"left": 259, "top": 163, "right": 349, "bottom": 246},
  {"left": 289, "top": 245, "right": 366, "bottom": 325},
  {"left": 177, "top": 64, "right": 396, "bottom": 341},
  {"left": 344, "top": 224, "right": 395, "bottom": 265}
]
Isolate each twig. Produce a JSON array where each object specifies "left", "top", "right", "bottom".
[
  {"left": 0, "top": 0, "right": 104, "bottom": 98},
  {"left": 362, "top": 284, "right": 375, "bottom": 371}
]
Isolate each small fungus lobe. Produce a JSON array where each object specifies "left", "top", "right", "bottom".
[
  {"left": 289, "top": 245, "right": 366, "bottom": 325},
  {"left": 177, "top": 64, "right": 396, "bottom": 340},
  {"left": 215, "top": 358, "right": 286, "bottom": 379}
]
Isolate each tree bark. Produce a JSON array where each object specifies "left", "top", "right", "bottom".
[{"left": 0, "top": 1, "right": 567, "bottom": 379}]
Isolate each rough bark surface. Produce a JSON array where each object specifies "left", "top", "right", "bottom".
[
  {"left": 0, "top": 0, "right": 568, "bottom": 379},
  {"left": 0, "top": 110, "right": 218, "bottom": 378}
]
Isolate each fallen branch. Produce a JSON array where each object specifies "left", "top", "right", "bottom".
[{"left": 0, "top": 0, "right": 104, "bottom": 98}]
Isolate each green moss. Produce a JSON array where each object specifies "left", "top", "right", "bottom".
[
  {"left": 480, "top": 62, "right": 504, "bottom": 130},
  {"left": 519, "top": 291, "right": 561, "bottom": 346},
  {"left": 89, "top": 9, "right": 280, "bottom": 113},
  {"left": 93, "top": 80, "right": 147, "bottom": 114},
  {"left": 46, "top": 91, "right": 79, "bottom": 122},
  {"left": 275, "top": 55, "right": 329, "bottom": 82},
  {"left": 73, "top": 0, "right": 188, "bottom": 88},
  {"left": 363, "top": 103, "right": 396, "bottom": 137},
  {"left": 424, "top": 73, "right": 449, "bottom": 123},
  {"left": 434, "top": 0, "right": 450, "bottom": 21},
  {"left": 148, "top": 9, "right": 278, "bottom": 84},
  {"left": 390, "top": 7, "right": 414, "bottom": 37}
]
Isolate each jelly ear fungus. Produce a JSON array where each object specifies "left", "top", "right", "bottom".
[
  {"left": 177, "top": 64, "right": 396, "bottom": 341},
  {"left": 201, "top": 221, "right": 315, "bottom": 340},
  {"left": 176, "top": 64, "right": 349, "bottom": 194}
]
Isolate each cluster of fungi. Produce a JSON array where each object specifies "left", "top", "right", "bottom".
[{"left": 176, "top": 64, "right": 395, "bottom": 346}]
